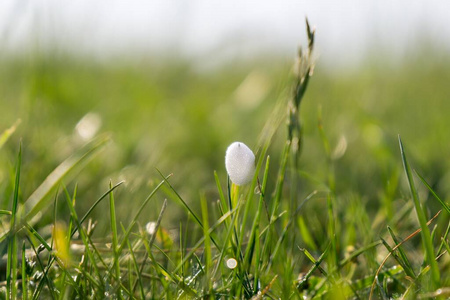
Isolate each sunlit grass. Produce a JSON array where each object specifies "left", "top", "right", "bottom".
[{"left": 0, "top": 21, "right": 450, "bottom": 299}]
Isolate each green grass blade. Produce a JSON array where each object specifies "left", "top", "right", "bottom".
[
  {"left": 24, "top": 221, "right": 85, "bottom": 296},
  {"left": 297, "top": 243, "right": 330, "bottom": 291},
  {"left": 156, "top": 168, "right": 203, "bottom": 228},
  {"left": 127, "top": 258, "right": 132, "bottom": 297},
  {"left": 70, "top": 180, "right": 125, "bottom": 238},
  {"left": 78, "top": 270, "right": 103, "bottom": 290},
  {"left": 211, "top": 198, "right": 241, "bottom": 279},
  {"left": 179, "top": 222, "right": 185, "bottom": 277},
  {"left": 414, "top": 170, "right": 450, "bottom": 215},
  {"left": 317, "top": 105, "right": 331, "bottom": 162},
  {"left": 244, "top": 156, "right": 270, "bottom": 273},
  {"left": 441, "top": 238, "right": 450, "bottom": 256},
  {"left": 108, "top": 181, "right": 121, "bottom": 298},
  {"left": 318, "top": 108, "right": 338, "bottom": 271},
  {"left": 200, "top": 193, "right": 212, "bottom": 293},
  {"left": 66, "top": 194, "right": 109, "bottom": 287},
  {"left": 247, "top": 156, "right": 270, "bottom": 289},
  {"left": 226, "top": 176, "right": 253, "bottom": 297},
  {"left": 226, "top": 175, "right": 241, "bottom": 260},
  {"left": 387, "top": 226, "right": 416, "bottom": 279},
  {"left": 338, "top": 240, "right": 382, "bottom": 268},
  {"left": 299, "top": 247, "right": 328, "bottom": 277},
  {"left": 430, "top": 224, "right": 438, "bottom": 254},
  {"left": 24, "top": 222, "right": 52, "bottom": 252},
  {"left": 297, "top": 216, "right": 317, "bottom": 251},
  {"left": 7, "top": 142, "right": 21, "bottom": 300},
  {"left": 12, "top": 141, "right": 22, "bottom": 222},
  {"left": 260, "top": 142, "right": 290, "bottom": 271},
  {"left": 0, "top": 119, "right": 20, "bottom": 150},
  {"left": 380, "top": 237, "right": 412, "bottom": 278},
  {"left": 24, "top": 232, "right": 78, "bottom": 300},
  {"left": 133, "top": 199, "right": 168, "bottom": 294},
  {"left": 125, "top": 229, "right": 145, "bottom": 300},
  {"left": 152, "top": 242, "right": 177, "bottom": 270},
  {"left": 320, "top": 123, "right": 338, "bottom": 267},
  {"left": 118, "top": 175, "right": 170, "bottom": 252},
  {"left": 22, "top": 135, "right": 110, "bottom": 223},
  {"left": 237, "top": 139, "right": 271, "bottom": 251},
  {"left": 214, "top": 170, "right": 228, "bottom": 215},
  {"left": 437, "top": 221, "right": 450, "bottom": 256},
  {"left": 173, "top": 201, "right": 241, "bottom": 274},
  {"left": 156, "top": 169, "right": 221, "bottom": 251},
  {"left": 63, "top": 186, "right": 103, "bottom": 289},
  {"left": 149, "top": 199, "right": 168, "bottom": 250},
  {"left": 29, "top": 238, "right": 57, "bottom": 300},
  {"left": 25, "top": 223, "right": 82, "bottom": 298},
  {"left": 375, "top": 274, "right": 389, "bottom": 300},
  {"left": 22, "top": 241, "right": 27, "bottom": 300},
  {"left": 398, "top": 136, "right": 440, "bottom": 289},
  {"left": 63, "top": 196, "right": 76, "bottom": 298},
  {"left": 266, "top": 191, "right": 317, "bottom": 272},
  {"left": 270, "top": 141, "right": 290, "bottom": 220},
  {"left": 141, "top": 237, "right": 172, "bottom": 292}
]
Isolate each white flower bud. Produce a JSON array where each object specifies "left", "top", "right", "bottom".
[{"left": 225, "top": 142, "right": 255, "bottom": 186}]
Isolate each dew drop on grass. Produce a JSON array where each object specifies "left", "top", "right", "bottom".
[{"left": 226, "top": 258, "right": 238, "bottom": 269}]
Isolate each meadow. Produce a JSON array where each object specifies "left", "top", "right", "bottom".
[{"left": 0, "top": 25, "right": 449, "bottom": 299}]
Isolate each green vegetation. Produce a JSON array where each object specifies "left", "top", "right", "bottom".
[{"left": 0, "top": 22, "right": 449, "bottom": 299}]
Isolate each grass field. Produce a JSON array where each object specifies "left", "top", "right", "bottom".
[{"left": 0, "top": 26, "right": 449, "bottom": 299}]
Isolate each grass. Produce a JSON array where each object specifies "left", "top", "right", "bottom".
[
  {"left": 1, "top": 21, "right": 450, "bottom": 299},
  {"left": 398, "top": 136, "right": 440, "bottom": 290}
]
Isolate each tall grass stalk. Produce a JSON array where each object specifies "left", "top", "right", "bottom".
[
  {"left": 7, "top": 143, "right": 21, "bottom": 300},
  {"left": 109, "top": 181, "right": 121, "bottom": 298},
  {"left": 398, "top": 136, "right": 440, "bottom": 290},
  {"left": 244, "top": 156, "right": 270, "bottom": 286},
  {"left": 200, "top": 193, "right": 213, "bottom": 294}
]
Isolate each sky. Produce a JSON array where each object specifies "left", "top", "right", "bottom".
[{"left": 1, "top": 1, "right": 449, "bottom": 68}]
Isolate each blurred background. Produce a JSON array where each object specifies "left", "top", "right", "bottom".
[
  {"left": 1, "top": 1, "right": 450, "bottom": 67},
  {"left": 1, "top": 1, "right": 450, "bottom": 231}
]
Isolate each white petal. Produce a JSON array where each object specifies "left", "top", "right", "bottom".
[{"left": 225, "top": 142, "right": 255, "bottom": 186}]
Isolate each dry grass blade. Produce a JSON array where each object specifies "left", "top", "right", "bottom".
[
  {"left": 251, "top": 275, "right": 278, "bottom": 300},
  {"left": 369, "top": 210, "right": 442, "bottom": 300}
]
